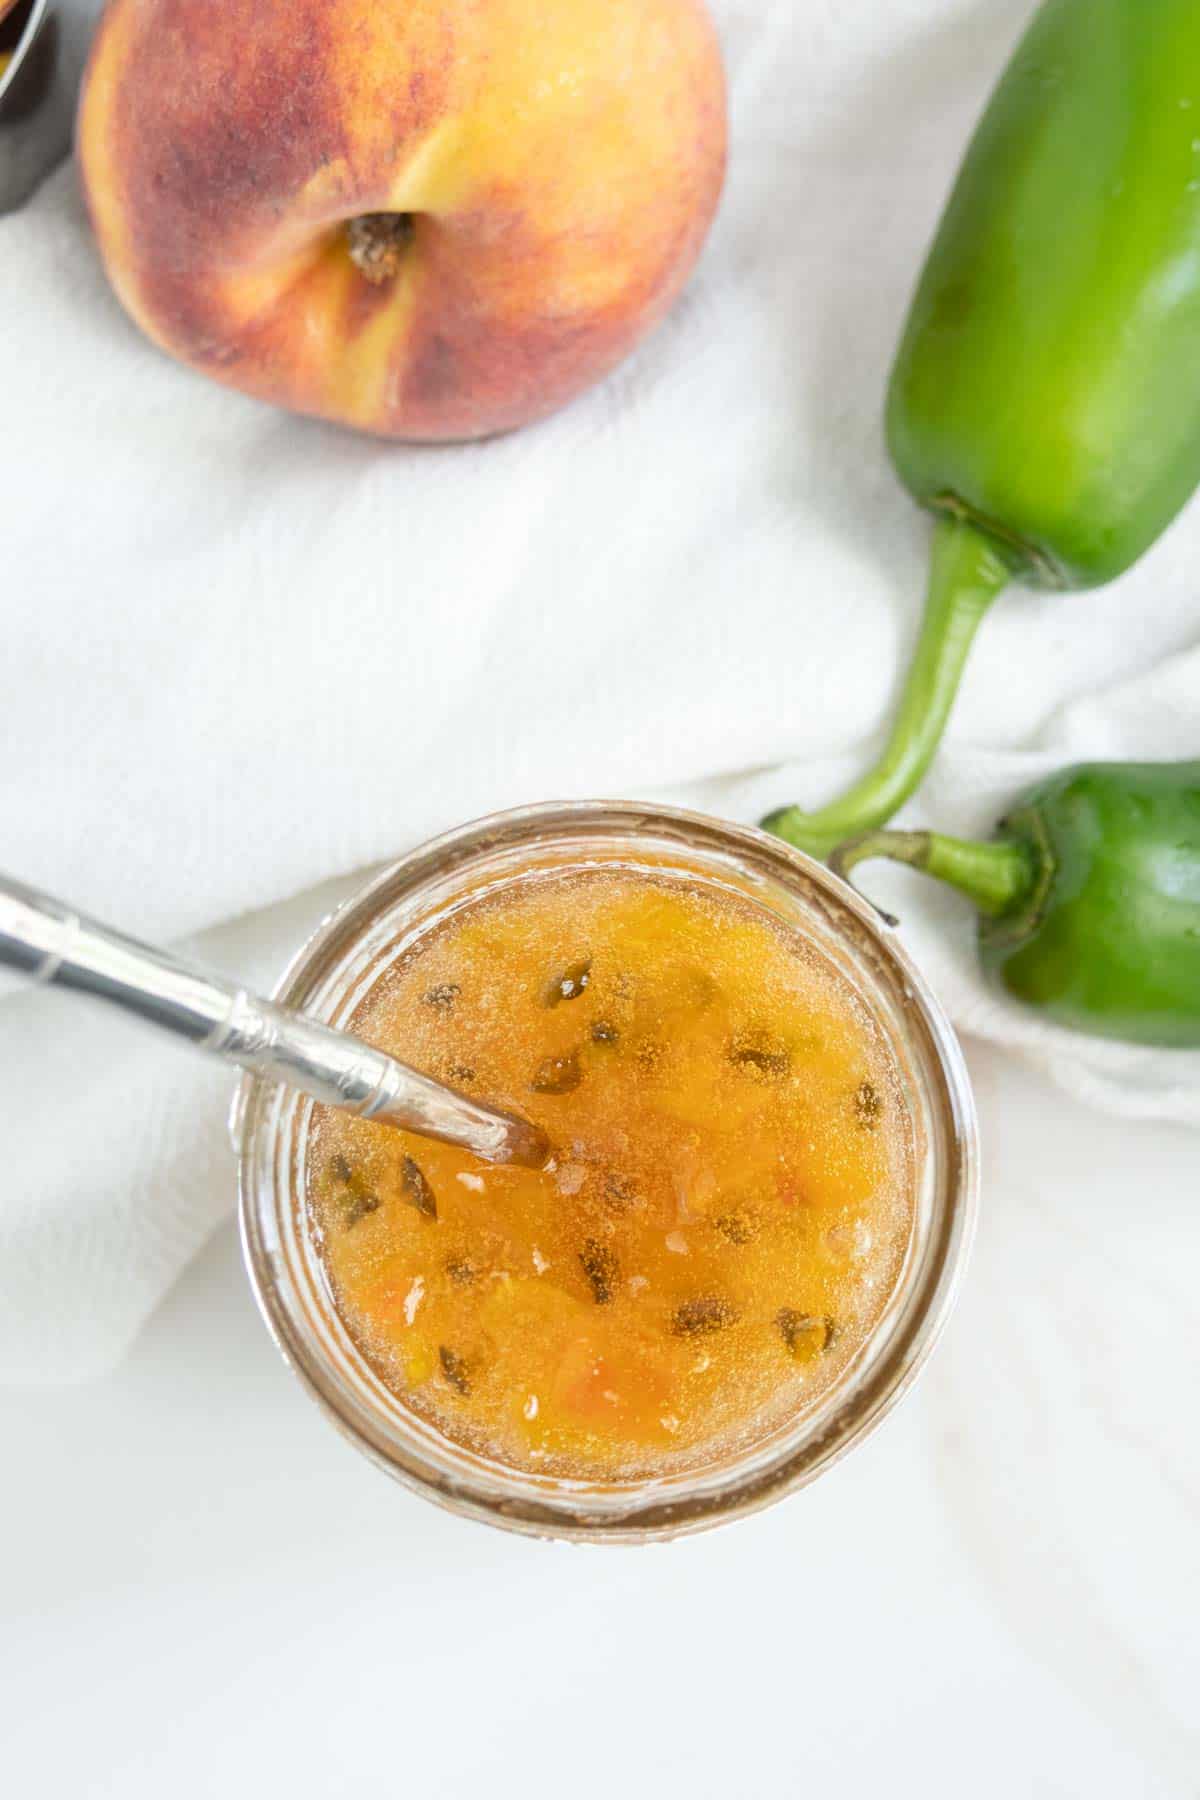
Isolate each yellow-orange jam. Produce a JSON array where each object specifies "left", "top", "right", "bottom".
[{"left": 309, "top": 868, "right": 915, "bottom": 1480}]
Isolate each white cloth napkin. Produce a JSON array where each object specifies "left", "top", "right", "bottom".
[{"left": 3, "top": 0, "right": 1199, "bottom": 1384}]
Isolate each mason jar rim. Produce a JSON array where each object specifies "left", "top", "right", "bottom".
[{"left": 236, "top": 800, "right": 979, "bottom": 1542}]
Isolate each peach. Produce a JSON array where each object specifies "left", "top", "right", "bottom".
[{"left": 77, "top": 0, "right": 726, "bottom": 441}]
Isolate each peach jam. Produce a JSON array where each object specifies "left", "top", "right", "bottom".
[{"left": 308, "top": 866, "right": 916, "bottom": 1481}]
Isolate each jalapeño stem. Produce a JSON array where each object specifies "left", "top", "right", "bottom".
[
  {"left": 829, "top": 828, "right": 1037, "bottom": 921},
  {"left": 763, "top": 514, "right": 1013, "bottom": 859}
]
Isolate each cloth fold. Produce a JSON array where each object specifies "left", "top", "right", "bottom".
[{"left": 3, "top": 0, "right": 1198, "bottom": 1383}]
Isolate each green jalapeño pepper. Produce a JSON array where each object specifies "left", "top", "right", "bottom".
[
  {"left": 767, "top": 0, "right": 1200, "bottom": 859},
  {"left": 829, "top": 762, "right": 1200, "bottom": 1048}
]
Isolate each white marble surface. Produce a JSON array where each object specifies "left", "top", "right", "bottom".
[{"left": 2, "top": 1039, "right": 1196, "bottom": 1799}]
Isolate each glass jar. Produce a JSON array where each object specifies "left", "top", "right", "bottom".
[
  {"left": 236, "top": 802, "right": 978, "bottom": 1542},
  {"left": 0, "top": 1, "right": 72, "bottom": 217}
]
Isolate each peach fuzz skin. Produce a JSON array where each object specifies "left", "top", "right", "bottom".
[{"left": 77, "top": 0, "right": 727, "bottom": 441}]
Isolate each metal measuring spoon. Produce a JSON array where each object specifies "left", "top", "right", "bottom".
[{"left": 0, "top": 873, "right": 550, "bottom": 1169}]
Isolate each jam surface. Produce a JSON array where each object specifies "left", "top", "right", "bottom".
[{"left": 309, "top": 867, "right": 915, "bottom": 1480}]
